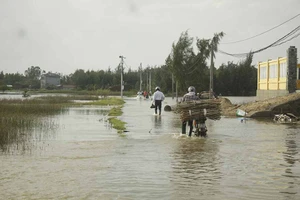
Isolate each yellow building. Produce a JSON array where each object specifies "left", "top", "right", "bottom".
[
  {"left": 258, "top": 59, "right": 300, "bottom": 91},
  {"left": 257, "top": 57, "right": 288, "bottom": 91},
  {"left": 256, "top": 46, "right": 299, "bottom": 100}
]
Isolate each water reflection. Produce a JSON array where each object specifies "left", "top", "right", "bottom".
[
  {"left": 170, "top": 137, "right": 221, "bottom": 198},
  {"left": 71, "top": 107, "right": 109, "bottom": 115},
  {"left": 153, "top": 116, "right": 162, "bottom": 130},
  {"left": 280, "top": 129, "right": 300, "bottom": 197}
]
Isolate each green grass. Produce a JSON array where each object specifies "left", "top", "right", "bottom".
[
  {"left": 106, "top": 104, "right": 127, "bottom": 134},
  {"left": 108, "top": 106, "right": 123, "bottom": 116},
  {"left": 85, "top": 97, "right": 125, "bottom": 106},
  {"left": 108, "top": 117, "right": 126, "bottom": 133}
]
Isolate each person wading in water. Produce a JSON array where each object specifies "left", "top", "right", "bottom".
[{"left": 153, "top": 86, "right": 165, "bottom": 115}]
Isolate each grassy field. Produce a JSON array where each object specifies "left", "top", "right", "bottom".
[
  {"left": 84, "top": 97, "right": 124, "bottom": 106},
  {"left": 32, "top": 89, "right": 137, "bottom": 97}
]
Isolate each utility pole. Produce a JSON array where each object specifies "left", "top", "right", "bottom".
[
  {"left": 139, "top": 63, "right": 142, "bottom": 91},
  {"left": 119, "top": 55, "right": 125, "bottom": 98},
  {"left": 146, "top": 67, "right": 149, "bottom": 92},
  {"left": 209, "top": 43, "right": 214, "bottom": 99},
  {"left": 149, "top": 68, "right": 151, "bottom": 92},
  {"left": 172, "top": 73, "right": 174, "bottom": 99}
]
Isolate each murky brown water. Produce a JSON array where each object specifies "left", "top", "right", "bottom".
[{"left": 1, "top": 95, "right": 300, "bottom": 199}]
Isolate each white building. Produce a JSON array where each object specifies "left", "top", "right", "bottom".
[{"left": 40, "top": 72, "right": 60, "bottom": 88}]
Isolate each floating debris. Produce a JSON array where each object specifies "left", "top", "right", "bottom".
[{"left": 273, "top": 113, "right": 299, "bottom": 123}]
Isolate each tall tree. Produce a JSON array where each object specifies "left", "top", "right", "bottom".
[
  {"left": 24, "top": 66, "right": 42, "bottom": 89},
  {"left": 0, "top": 71, "right": 4, "bottom": 80},
  {"left": 190, "top": 38, "right": 211, "bottom": 92},
  {"left": 71, "top": 69, "right": 87, "bottom": 89},
  {"left": 215, "top": 53, "right": 257, "bottom": 96},
  {"left": 167, "top": 30, "right": 194, "bottom": 91},
  {"left": 25, "top": 66, "right": 41, "bottom": 80},
  {"left": 209, "top": 32, "right": 224, "bottom": 93}
]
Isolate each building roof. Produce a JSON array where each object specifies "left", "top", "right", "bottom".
[{"left": 42, "top": 72, "right": 60, "bottom": 78}]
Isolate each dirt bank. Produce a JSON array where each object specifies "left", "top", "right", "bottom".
[{"left": 220, "top": 93, "right": 300, "bottom": 117}]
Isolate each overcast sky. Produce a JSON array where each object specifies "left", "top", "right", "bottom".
[{"left": 0, "top": 0, "right": 299, "bottom": 75}]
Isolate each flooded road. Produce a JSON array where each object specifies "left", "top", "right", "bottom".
[{"left": 1, "top": 96, "right": 300, "bottom": 199}]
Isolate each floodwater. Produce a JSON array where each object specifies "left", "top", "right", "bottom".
[{"left": 1, "top": 95, "right": 300, "bottom": 200}]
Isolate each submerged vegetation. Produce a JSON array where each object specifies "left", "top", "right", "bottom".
[
  {"left": 0, "top": 95, "right": 126, "bottom": 152},
  {"left": 108, "top": 117, "right": 126, "bottom": 133},
  {"left": 107, "top": 105, "right": 126, "bottom": 133},
  {"left": 108, "top": 106, "right": 123, "bottom": 116},
  {"left": 0, "top": 96, "right": 68, "bottom": 152}
]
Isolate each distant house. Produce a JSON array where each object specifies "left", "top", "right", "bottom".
[{"left": 40, "top": 72, "right": 61, "bottom": 88}]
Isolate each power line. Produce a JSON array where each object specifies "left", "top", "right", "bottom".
[
  {"left": 273, "top": 32, "right": 300, "bottom": 47},
  {"left": 221, "top": 13, "right": 300, "bottom": 44},
  {"left": 219, "top": 25, "right": 300, "bottom": 58}
]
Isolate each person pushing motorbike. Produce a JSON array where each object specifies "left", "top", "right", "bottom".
[{"left": 181, "top": 86, "right": 207, "bottom": 137}]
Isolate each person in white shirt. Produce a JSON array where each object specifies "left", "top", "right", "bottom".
[{"left": 153, "top": 86, "right": 165, "bottom": 115}]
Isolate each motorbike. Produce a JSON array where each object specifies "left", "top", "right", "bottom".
[
  {"left": 183, "top": 117, "right": 207, "bottom": 137},
  {"left": 192, "top": 117, "right": 207, "bottom": 137},
  {"left": 182, "top": 109, "right": 208, "bottom": 137}
]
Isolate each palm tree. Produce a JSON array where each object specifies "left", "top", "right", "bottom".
[{"left": 209, "top": 32, "right": 224, "bottom": 96}]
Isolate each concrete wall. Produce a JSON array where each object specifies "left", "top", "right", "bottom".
[
  {"left": 45, "top": 76, "right": 60, "bottom": 86},
  {"left": 256, "top": 89, "right": 288, "bottom": 100}
]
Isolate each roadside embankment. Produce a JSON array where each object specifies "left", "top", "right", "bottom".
[{"left": 220, "top": 93, "right": 300, "bottom": 118}]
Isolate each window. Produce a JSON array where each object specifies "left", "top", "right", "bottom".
[
  {"left": 260, "top": 66, "right": 266, "bottom": 79},
  {"left": 279, "top": 62, "right": 287, "bottom": 77},
  {"left": 269, "top": 64, "right": 277, "bottom": 78}
]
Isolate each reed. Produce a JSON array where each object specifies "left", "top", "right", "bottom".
[
  {"left": 0, "top": 96, "right": 71, "bottom": 152},
  {"left": 0, "top": 95, "right": 127, "bottom": 152}
]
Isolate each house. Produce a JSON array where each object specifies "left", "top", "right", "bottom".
[{"left": 40, "top": 72, "right": 60, "bottom": 89}]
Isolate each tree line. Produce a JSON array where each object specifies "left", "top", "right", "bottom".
[{"left": 0, "top": 31, "right": 257, "bottom": 96}]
